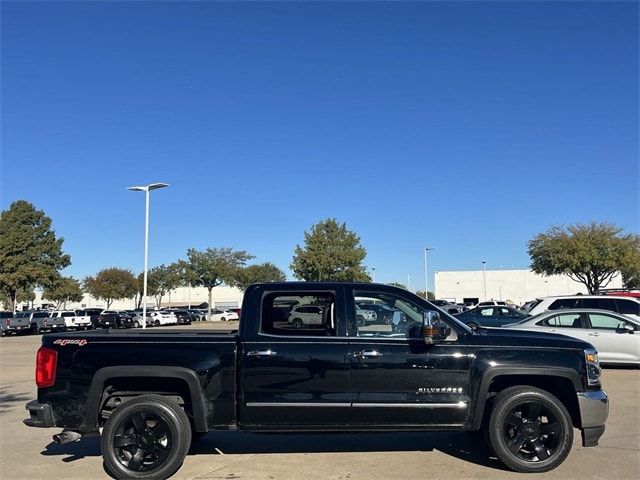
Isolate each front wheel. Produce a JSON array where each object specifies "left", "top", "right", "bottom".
[
  {"left": 488, "top": 386, "right": 573, "bottom": 473},
  {"left": 102, "top": 394, "right": 191, "bottom": 480}
]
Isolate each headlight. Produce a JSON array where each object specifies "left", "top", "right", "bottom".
[{"left": 585, "top": 348, "right": 601, "bottom": 387}]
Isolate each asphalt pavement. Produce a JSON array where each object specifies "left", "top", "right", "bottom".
[{"left": 1, "top": 322, "right": 638, "bottom": 480}]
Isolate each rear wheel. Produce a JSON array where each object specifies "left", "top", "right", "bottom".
[
  {"left": 291, "top": 318, "right": 304, "bottom": 328},
  {"left": 220, "top": 317, "right": 226, "bottom": 322},
  {"left": 102, "top": 394, "right": 191, "bottom": 480},
  {"left": 134, "top": 320, "right": 140, "bottom": 328},
  {"left": 488, "top": 386, "right": 573, "bottom": 473},
  {"left": 356, "top": 315, "right": 365, "bottom": 327}
]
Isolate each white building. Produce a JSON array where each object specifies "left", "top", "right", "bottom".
[
  {"left": 434, "top": 269, "right": 624, "bottom": 306},
  {"left": 27, "top": 285, "right": 244, "bottom": 311}
]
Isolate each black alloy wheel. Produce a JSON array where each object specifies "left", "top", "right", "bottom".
[
  {"left": 291, "top": 318, "right": 304, "bottom": 328},
  {"left": 488, "top": 386, "right": 573, "bottom": 473},
  {"left": 502, "top": 401, "right": 561, "bottom": 461},
  {"left": 102, "top": 395, "right": 191, "bottom": 480},
  {"left": 356, "top": 315, "right": 365, "bottom": 327}
]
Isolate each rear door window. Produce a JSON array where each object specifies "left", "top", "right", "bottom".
[
  {"left": 548, "top": 299, "right": 578, "bottom": 310},
  {"left": 615, "top": 299, "right": 640, "bottom": 315},
  {"left": 261, "top": 292, "right": 337, "bottom": 336},
  {"left": 537, "top": 313, "right": 586, "bottom": 328},
  {"left": 579, "top": 298, "right": 617, "bottom": 312}
]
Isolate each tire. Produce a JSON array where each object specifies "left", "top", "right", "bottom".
[
  {"left": 220, "top": 317, "right": 226, "bottom": 322},
  {"left": 134, "top": 321, "right": 140, "bottom": 328},
  {"left": 31, "top": 324, "right": 41, "bottom": 335},
  {"left": 291, "top": 318, "right": 304, "bottom": 329},
  {"left": 102, "top": 394, "right": 191, "bottom": 480},
  {"left": 487, "top": 386, "right": 573, "bottom": 473},
  {"left": 356, "top": 315, "right": 365, "bottom": 327},
  {"left": 155, "top": 320, "right": 160, "bottom": 327}
]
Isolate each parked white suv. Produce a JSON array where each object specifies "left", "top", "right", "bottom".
[{"left": 528, "top": 295, "right": 640, "bottom": 321}]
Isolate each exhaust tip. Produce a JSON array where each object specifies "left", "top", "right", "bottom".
[{"left": 52, "top": 431, "right": 81, "bottom": 444}]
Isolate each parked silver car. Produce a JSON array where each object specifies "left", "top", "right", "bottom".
[{"left": 506, "top": 309, "right": 640, "bottom": 365}]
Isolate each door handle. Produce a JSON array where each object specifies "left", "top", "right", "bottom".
[
  {"left": 588, "top": 332, "right": 600, "bottom": 337},
  {"left": 247, "top": 350, "right": 277, "bottom": 357},
  {"left": 354, "top": 350, "right": 383, "bottom": 358}
]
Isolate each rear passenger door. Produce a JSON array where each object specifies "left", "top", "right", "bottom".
[
  {"left": 240, "top": 288, "right": 351, "bottom": 428},
  {"left": 536, "top": 312, "right": 591, "bottom": 343}
]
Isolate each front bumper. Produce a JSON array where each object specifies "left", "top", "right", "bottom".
[
  {"left": 578, "top": 390, "right": 609, "bottom": 447},
  {"left": 23, "top": 400, "right": 55, "bottom": 428}
]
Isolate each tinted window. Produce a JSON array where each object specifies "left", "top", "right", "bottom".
[
  {"left": 616, "top": 299, "right": 640, "bottom": 315},
  {"left": 353, "top": 290, "right": 454, "bottom": 340},
  {"left": 33, "top": 312, "right": 48, "bottom": 318},
  {"left": 588, "top": 313, "right": 637, "bottom": 331},
  {"left": 579, "top": 298, "right": 617, "bottom": 311},
  {"left": 537, "top": 313, "right": 586, "bottom": 328},
  {"left": 548, "top": 299, "right": 578, "bottom": 310},
  {"left": 479, "top": 308, "right": 496, "bottom": 316},
  {"left": 261, "top": 292, "right": 336, "bottom": 336},
  {"left": 62, "top": 312, "right": 75, "bottom": 317}
]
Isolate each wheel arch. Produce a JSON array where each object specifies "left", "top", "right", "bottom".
[
  {"left": 85, "top": 366, "right": 208, "bottom": 432},
  {"left": 470, "top": 367, "right": 582, "bottom": 430}
]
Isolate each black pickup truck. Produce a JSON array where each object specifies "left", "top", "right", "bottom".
[{"left": 24, "top": 282, "right": 608, "bottom": 479}]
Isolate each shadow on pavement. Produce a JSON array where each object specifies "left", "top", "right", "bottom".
[
  {"left": 41, "top": 436, "right": 101, "bottom": 463},
  {"left": 0, "top": 387, "right": 32, "bottom": 415},
  {"left": 191, "top": 430, "right": 507, "bottom": 470},
  {"left": 39, "top": 430, "right": 507, "bottom": 471}
]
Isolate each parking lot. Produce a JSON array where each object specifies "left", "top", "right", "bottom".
[{"left": 0, "top": 323, "right": 638, "bottom": 480}]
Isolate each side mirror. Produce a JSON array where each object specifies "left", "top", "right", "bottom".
[
  {"left": 423, "top": 311, "right": 451, "bottom": 344},
  {"left": 619, "top": 324, "right": 635, "bottom": 334}
]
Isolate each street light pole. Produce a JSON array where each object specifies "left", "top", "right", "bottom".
[
  {"left": 127, "top": 182, "right": 169, "bottom": 329},
  {"left": 372, "top": 267, "right": 376, "bottom": 283},
  {"left": 424, "top": 247, "right": 435, "bottom": 299},
  {"left": 482, "top": 260, "right": 487, "bottom": 301}
]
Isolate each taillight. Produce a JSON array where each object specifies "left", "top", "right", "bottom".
[
  {"left": 36, "top": 347, "right": 58, "bottom": 388},
  {"left": 4, "top": 319, "right": 9, "bottom": 326}
]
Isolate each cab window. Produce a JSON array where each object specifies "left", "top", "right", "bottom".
[
  {"left": 352, "top": 290, "right": 456, "bottom": 340},
  {"left": 260, "top": 292, "right": 336, "bottom": 336}
]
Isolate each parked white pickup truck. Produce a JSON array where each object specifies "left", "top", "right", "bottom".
[{"left": 49, "top": 310, "right": 91, "bottom": 331}]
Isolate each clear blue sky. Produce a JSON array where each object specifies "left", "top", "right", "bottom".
[{"left": 1, "top": 1, "right": 638, "bottom": 289}]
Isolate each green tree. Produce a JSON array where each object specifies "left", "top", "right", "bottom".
[
  {"left": 43, "top": 276, "right": 84, "bottom": 309},
  {"left": 415, "top": 290, "right": 436, "bottom": 300},
  {"left": 147, "top": 263, "right": 182, "bottom": 308},
  {"left": 0, "top": 200, "right": 71, "bottom": 311},
  {"left": 620, "top": 236, "right": 640, "bottom": 290},
  {"left": 234, "top": 262, "right": 286, "bottom": 291},
  {"left": 290, "top": 218, "right": 370, "bottom": 282},
  {"left": 83, "top": 268, "right": 138, "bottom": 309},
  {"left": 528, "top": 222, "right": 640, "bottom": 294},
  {"left": 180, "top": 248, "right": 254, "bottom": 320},
  {"left": 0, "top": 286, "right": 35, "bottom": 310}
]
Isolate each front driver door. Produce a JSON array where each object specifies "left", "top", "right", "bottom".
[{"left": 347, "top": 286, "right": 471, "bottom": 427}]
